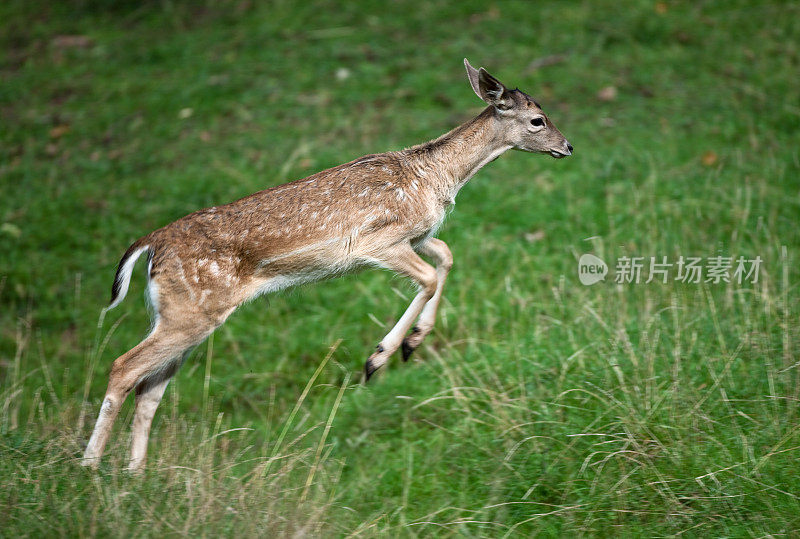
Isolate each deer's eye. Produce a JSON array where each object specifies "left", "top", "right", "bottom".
[{"left": 530, "top": 117, "right": 545, "bottom": 127}]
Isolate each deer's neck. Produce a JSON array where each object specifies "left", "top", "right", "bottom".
[{"left": 405, "top": 107, "right": 512, "bottom": 204}]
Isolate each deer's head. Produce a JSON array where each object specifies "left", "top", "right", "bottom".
[{"left": 464, "top": 59, "right": 572, "bottom": 159}]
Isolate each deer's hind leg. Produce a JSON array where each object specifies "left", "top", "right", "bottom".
[
  {"left": 81, "top": 318, "right": 216, "bottom": 468},
  {"left": 82, "top": 267, "right": 240, "bottom": 469},
  {"left": 127, "top": 374, "right": 171, "bottom": 472}
]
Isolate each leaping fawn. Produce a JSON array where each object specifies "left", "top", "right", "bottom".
[{"left": 83, "top": 59, "right": 572, "bottom": 471}]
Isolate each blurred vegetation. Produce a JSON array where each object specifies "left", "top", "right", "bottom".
[{"left": 1, "top": 0, "right": 799, "bottom": 535}]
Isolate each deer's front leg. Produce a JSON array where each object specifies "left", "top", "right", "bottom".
[
  {"left": 365, "top": 243, "right": 438, "bottom": 381},
  {"left": 402, "top": 238, "right": 453, "bottom": 361}
]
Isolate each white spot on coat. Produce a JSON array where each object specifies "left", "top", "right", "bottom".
[{"left": 199, "top": 289, "right": 210, "bottom": 305}]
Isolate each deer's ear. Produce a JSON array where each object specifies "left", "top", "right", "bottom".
[
  {"left": 464, "top": 59, "right": 514, "bottom": 111},
  {"left": 477, "top": 68, "right": 514, "bottom": 110},
  {"left": 464, "top": 59, "right": 482, "bottom": 100}
]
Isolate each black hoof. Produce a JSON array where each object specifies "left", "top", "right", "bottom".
[
  {"left": 401, "top": 339, "right": 416, "bottom": 362},
  {"left": 364, "top": 359, "right": 378, "bottom": 382},
  {"left": 402, "top": 326, "right": 420, "bottom": 362}
]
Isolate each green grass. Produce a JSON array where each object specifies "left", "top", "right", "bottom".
[{"left": 2, "top": 0, "right": 799, "bottom": 535}]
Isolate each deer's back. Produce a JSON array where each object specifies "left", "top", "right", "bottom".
[{"left": 143, "top": 152, "right": 445, "bottom": 297}]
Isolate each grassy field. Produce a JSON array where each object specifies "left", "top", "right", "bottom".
[{"left": 1, "top": 0, "right": 799, "bottom": 535}]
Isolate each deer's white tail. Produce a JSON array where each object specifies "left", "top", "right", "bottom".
[{"left": 106, "top": 243, "right": 151, "bottom": 311}]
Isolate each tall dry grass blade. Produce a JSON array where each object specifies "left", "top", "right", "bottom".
[
  {"left": 79, "top": 312, "right": 127, "bottom": 433},
  {"left": 300, "top": 370, "right": 349, "bottom": 502},
  {"left": 264, "top": 339, "right": 341, "bottom": 478}
]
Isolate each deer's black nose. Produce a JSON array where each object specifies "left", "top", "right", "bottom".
[{"left": 567, "top": 143, "right": 573, "bottom": 153}]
